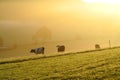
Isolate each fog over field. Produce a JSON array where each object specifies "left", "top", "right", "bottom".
[{"left": 0, "top": 0, "right": 120, "bottom": 57}]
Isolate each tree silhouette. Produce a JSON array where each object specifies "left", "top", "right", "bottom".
[
  {"left": 75, "top": 34, "right": 81, "bottom": 40},
  {"left": 0, "top": 37, "right": 3, "bottom": 47},
  {"left": 32, "top": 26, "right": 52, "bottom": 44}
]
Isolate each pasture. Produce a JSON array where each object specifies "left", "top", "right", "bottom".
[
  {"left": 0, "top": 40, "right": 101, "bottom": 59},
  {"left": 0, "top": 47, "right": 120, "bottom": 80}
]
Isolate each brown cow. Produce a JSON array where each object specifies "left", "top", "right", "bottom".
[
  {"left": 95, "top": 44, "right": 101, "bottom": 49},
  {"left": 56, "top": 45, "right": 65, "bottom": 52}
]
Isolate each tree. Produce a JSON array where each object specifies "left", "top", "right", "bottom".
[
  {"left": 0, "top": 37, "right": 3, "bottom": 47},
  {"left": 75, "top": 34, "right": 81, "bottom": 40},
  {"left": 32, "top": 26, "right": 52, "bottom": 44}
]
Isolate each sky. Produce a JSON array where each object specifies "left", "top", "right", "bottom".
[{"left": 0, "top": 0, "right": 120, "bottom": 47}]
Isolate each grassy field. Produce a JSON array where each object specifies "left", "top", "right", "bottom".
[{"left": 0, "top": 48, "right": 120, "bottom": 80}]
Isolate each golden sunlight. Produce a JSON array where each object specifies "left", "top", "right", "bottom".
[{"left": 83, "top": 0, "right": 120, "bottom": 4}]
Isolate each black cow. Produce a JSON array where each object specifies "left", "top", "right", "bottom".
[
  {"left": 56, "top": 45, "right": 65, "bottom": 52},
  {"left": 95, "top": 44, "right": 101, "bottom": 49},
  {"left": 30, "top": 47, "right": 45, "bottom": 54}
]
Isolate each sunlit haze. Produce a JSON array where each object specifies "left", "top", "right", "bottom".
[
  {"left": 84, "top": 0, "right": 120, "bottom": 4},
  {"left": 0, "top": 0, "right": 120, "bottom": 56}
]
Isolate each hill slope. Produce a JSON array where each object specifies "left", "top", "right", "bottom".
[{"left": 0, "top": 48, "right": 120, "bottom": 80}]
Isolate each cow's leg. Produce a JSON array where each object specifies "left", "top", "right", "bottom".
[{"left": 42, "top": 51, "right": 44, "bottom": 54}]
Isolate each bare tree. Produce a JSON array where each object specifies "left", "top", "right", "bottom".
[{"left": 32, "top": 26, "right": 52, "bottom": 44}]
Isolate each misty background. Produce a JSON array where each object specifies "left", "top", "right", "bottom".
[{"left": 0, "top": 0, "right": 120, "bottom": 58}]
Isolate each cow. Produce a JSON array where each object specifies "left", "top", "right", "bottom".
[
  {"left": 30, "top": 47, "right": 45, "bottom": 55},
  {"left": 95, "top": 44, "right": 101, "bottom": 50},
  {"left": 56, "top": 45, "right": 65, "bottom": 52}
]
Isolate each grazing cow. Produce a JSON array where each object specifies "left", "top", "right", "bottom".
[
  {"left": 56, "top": 45, "right": 65, "bottom": 52},
  {"left": 30, "top": 47, "right": 45, "bottom": 54},
  {"left": 95, "top": 44, "right": 101, "bottom": 49}
]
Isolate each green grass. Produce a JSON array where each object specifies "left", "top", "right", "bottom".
[{"left": 0, "top": 48, "right": 120, "bottom": 80}]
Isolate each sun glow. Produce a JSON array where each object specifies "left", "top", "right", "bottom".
[{"left": 83, "top": 0, "right": 120, "bottom": 4}]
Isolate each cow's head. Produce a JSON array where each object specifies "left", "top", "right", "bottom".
[
  {"left": 30, "top": 49, "right": 35, "bottom": 53},
  {"left": 56, "top": 45, "right": 60, "bottom": 47}
]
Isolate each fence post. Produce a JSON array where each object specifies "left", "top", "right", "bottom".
[{"left": 109, "top": 40, "right": 111, "bottom": 48}]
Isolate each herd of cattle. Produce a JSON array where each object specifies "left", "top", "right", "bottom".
[
  {"left": 30, "top": 45, "right": 65, "bottom": 55},
  {"left": 30, "top": 44, "right": 101, "bottom": 55}
]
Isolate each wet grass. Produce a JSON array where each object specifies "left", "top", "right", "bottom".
[{"left": 0, "top": 47, "right": 120, "bottom": 80}]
